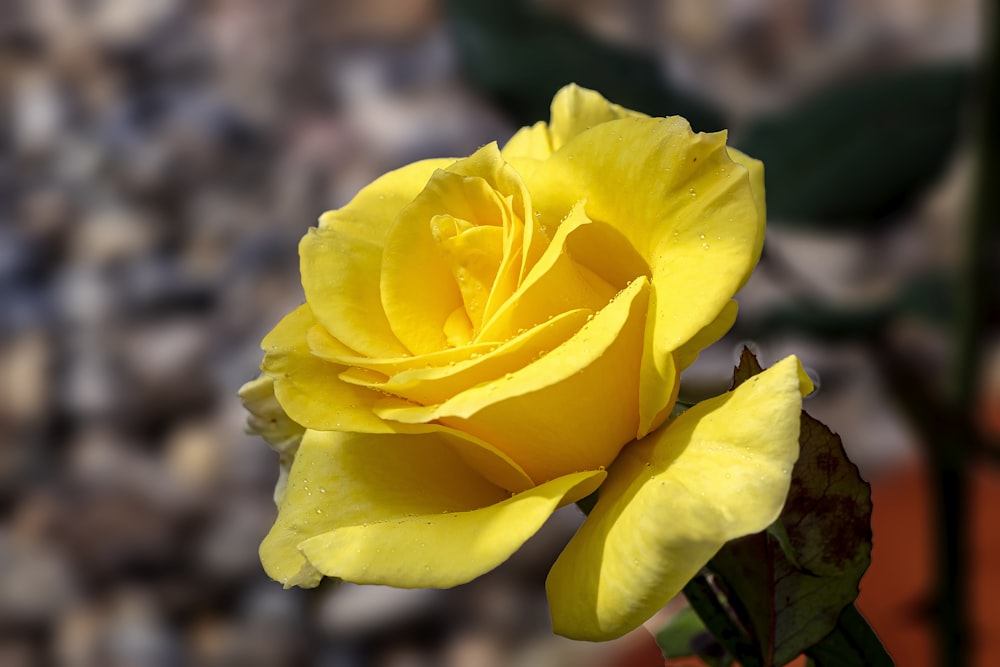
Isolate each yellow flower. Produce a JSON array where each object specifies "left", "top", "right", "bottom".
[{"left": 244, "top": 84, "right": 811, "bottom": 640}]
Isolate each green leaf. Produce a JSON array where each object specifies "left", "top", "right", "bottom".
[
  {"left": 443, "top": 0, "right": 724, "bottom": 132},
  {"left": 682, "top": 574, "right": 761, "bottom": 667},
  {"left": 738, "top": 63, "right": 971, "bottom": 227},
  {"left": 806, "top": 604, "right": 894, "bottom": 666},
  {"left": 655, "top": 605, "right": 729, "bottom": 664},
  {"left": 703, "top": 351, "right": 877, "bottom": 665}
]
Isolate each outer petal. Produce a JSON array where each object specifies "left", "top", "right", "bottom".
[
  {"left": 501, "top": 120, "right": 553, "bottom": 160},
  {"left": 299, "top": 469, "right": 604, "bottom": 588},
  {"left": 517, "top": 117, "right": 762, "bottom": 354},
  {"left": 302, "top": 158, "right": 455, "bottom": 358},
  {"left": 546, "top": 356, "right": 810, "bottom": 641},
  {"left": 260, "top": 429, "right": 604, "bottom": 588},
  {"left": 547, "top": 83, "right": 648, "bottom": 152},
  {"left": 263, "top": 304, "right": 396, "bottom": 434},
  {"left": 238, "top": 374, "right": 305, "bottom": 504},
  {"left": 673, "top": 299, "right": 739, "bottom": 372},
  {"left": 726, "top": 147, "right": 766, "bottom": 274}
]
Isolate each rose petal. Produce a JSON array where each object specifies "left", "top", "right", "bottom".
[
  {"left": 307, "top": 323, "right": 498, "bottom": 375},
  {"left": 339, "top": 307, "right": 591, "bottom": 406},
  {"left": 259, "top": 429, "right": 604, "bottom": 588},
  {"left": 546, "top": 356, "right": 810, "bottom": 641},
  {"left": 433, "top": 217, "right": 505, "bottom": 328},
  {"left": 376, "top": 277, "right": 650, "bottom": 483},
  {"left": 673, "top": 299, "right": 739, "bottom": 372},
  {"left": 380, "top": 144, "right": 545, "bottom": 353},
  {"left": 263, "top": 304, "right": 396, "bottom": 434},
  {"left": 260, "top": 428, "right": 505, "bottom": 586},
  {"left": 514, "top": 116, "right": 762, "bottom": 354},
  {"left": 381, "top": 171, "right": 505, "bottom": 353},
  {"left": 477, "top": 202, "right": 620, "bottom": 343},
  {"left": 547, "top": 83, "right": 649, "bottom": 152},
  {"left": 727, "top": 146, "right": 766, "bottom": 271},
  {"left": 301, "top": 158, "right": 454, "bottom": 358},
  {"left": 502, "top": 120, "right": 553, "bottom": 160},
  {"left": 298, "top": 470, "right": 605, "bottom": 588},
  {"left": 263, "top": 304, "right": 535, "bottom": 492}
]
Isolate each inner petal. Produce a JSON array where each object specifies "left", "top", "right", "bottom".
[
  {"left": 432, "top": 215, "right": 505, "bottom": 331},
  {"left": 477, "top": 202, "right": 619, "bottom": 343},
  {"left": 338, "top": 307, "right": 592, "bottom": 406},
  {"left": 381, "top": 169, "right": 510, "bottom": 355}
]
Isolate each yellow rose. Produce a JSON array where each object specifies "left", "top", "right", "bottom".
[{"left": 244, "top": 85, "right": 811, "bottom": 640}]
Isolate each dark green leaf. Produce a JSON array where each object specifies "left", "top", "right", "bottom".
[
  {"left": 682, "top": 574, "right": 761, "bottom": 667},
  {"left": 655, "top": 605, "right": 732, "bottom": 664},
  {"left": 704, "top": 351, "right": 876, "bottom": 665},
  {"left": 443, "top": 0, "right": 724, "bottom": 131},
  {"left": 807, "top": 604, "right": 894, "bottom": 666},
  {"left": 738, "top": 63, "right": 971, "bottom": 227}
]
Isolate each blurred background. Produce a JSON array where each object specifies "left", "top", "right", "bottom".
[{"left": 0, "top": 0, "right": 995, "bottom": 665}]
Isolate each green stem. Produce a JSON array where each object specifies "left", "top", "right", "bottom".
[
  {"left": 682, "top": 574, "right": 762, "bottom": 667},
  {"left": 937, "top": 1, "right": 998, "bottom": 665}
]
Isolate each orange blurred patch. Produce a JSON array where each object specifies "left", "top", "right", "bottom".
[{"left": 858, "top": 462, "right": 1000, "bottom": 666}]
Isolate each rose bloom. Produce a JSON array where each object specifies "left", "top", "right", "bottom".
[{"left": 241, "top": 85, "right": 810, "bottom": 640}]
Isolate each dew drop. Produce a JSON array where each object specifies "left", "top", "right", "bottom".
[
  {"left": 699, "top": 234, "right": 705, "bottom": 239},
  {"left": 504, "top": 373, "right": 514, "bottom": 380},
  {"left": 702, "top": 243, "right": 710, "bottom": 250},
  {"left": 689, "top": 188, "right": 697, "bottom": 198}
]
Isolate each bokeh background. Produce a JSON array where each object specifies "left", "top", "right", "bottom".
[{"left": 0, "top": 0, "right": 995, "bottom": 665}]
